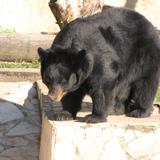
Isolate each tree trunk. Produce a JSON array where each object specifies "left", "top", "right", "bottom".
[
  {"left": 49, "top": 0, "right": 105, "bottom": 29},
  {"left": 49, "top": 0, "right": 68, "bottom": 29}
]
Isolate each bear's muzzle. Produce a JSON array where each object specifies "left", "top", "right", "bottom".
[{"left": 48, "top": 85, "right": 66, "bottom": 102}]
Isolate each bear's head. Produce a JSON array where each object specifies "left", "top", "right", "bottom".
[{"left": 38, "top": 47, "right": 90, "bottom": 101}]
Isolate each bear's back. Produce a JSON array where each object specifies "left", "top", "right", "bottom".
[{"left": 52, "top": 7, "right": 157, "bottom": 49}]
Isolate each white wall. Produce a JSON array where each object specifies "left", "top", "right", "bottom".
[
  {"left": 104, "top": 0, "right": 160, "bottom": 29},
  {"left": 0, "top": 0, "right": 60, "bottom": 34},
  {"left": 0, "top": 0, "right": 160, "bottom": 34}
]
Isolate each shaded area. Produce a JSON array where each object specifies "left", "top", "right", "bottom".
[{"left": 0, "top": 82, "right": 41, "bottom": 160}]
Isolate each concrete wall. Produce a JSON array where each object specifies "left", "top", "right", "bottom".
[
  {"left": 0, "top": 0, "right": 59, "bottom": 34},
  {"left": 104, "top": 0, "right": 160, "bottom": 30},
  {"left": 0, "top": 0, "right": 160, "bottom": 34}
]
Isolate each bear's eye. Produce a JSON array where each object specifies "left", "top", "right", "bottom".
[
  {"left": 43, "top": 78, "right": 52, "bottom": 86},
  {"left": 42, "top": 72, "right": 53, "bottom": 86},
  {"left": 61, "top": 79, "right": 67, "bottom": 85}
]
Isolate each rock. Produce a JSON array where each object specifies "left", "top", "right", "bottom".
[
  {"left": 112, "top": 128, "right": 125, "bottom": 137},
  {"left": 0, "top": 82, "right": 41, "bottom": 160},
  {"left": 85, "top": 127, "right": 102, "bottom": 138},
  {"left": 23, "top": 102, "right": 40, "bottom": 112},
  {"left": 127, "top": 133, "right": 160, "bottom": 158},
  {"left": 24, "top": 134, "right": 40, "bottom": 143},
  {"left": 0, "top": 120, "right": 20, "bottom": 135},
  {"left": 26, "top": 115, "right": 41, "bottom": 127},
  {"left": 152, "top": 152, "right": 160, "bottom": 160},
  {"left": 101, "top": 128, "right": 113, "bottom": 140},
  {"left": 0, "top": 102, "right": 24, "bottom": 124},
  {"left": 102, "top": 138, "right": 127, "bottom": 160},
  {"left": 0, "top": 132, "right": 3, "bottom": 137},
  {"left": 134, "top": 130, "right": 143, "bottom": 138},
  {"left": 0, "top": 145, "right": 39, "bottom": 160},
  {"left": 0, "top": 157, "right": 12, "bottom": 160},
  {"left": 37, "top": 80, "right": 160, "bottom": 160},
  {"left": 30, "top": 98, "right": 39, "bottom": 105},
  {"left": 27, "top": 85, "right": 38, "bottom": 99},
  {"left": 0, "top": 137, "right": 28, "bottom": 147},
  {"left": 0, "top": 144, "right": 4, "bottom": 152},
  {"left": 6, "top": 121, "right": 40, "bottom": 136},
  {"left": 55, "top": 141, "right": 77, "bottom": 160},
  {"left": 124, "top": 129, "right": 136, "bottom": 143},
  {"left": 56, "top": 124, "right": 85, "bottom": 140},
  {"left": 75, "top": 139, "right": 104, "bottom": 160}
]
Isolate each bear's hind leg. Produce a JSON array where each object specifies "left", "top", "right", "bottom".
[{"left": 125, "top": 76, "right": 159, "bottom": 118}]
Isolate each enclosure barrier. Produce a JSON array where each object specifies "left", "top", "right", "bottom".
[{"left": 36, "top": 80, "right": 160, "bottom": 160}]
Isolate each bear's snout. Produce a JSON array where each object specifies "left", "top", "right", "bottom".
[{"left": 48, "top": 85, "right": 66, "bottom": 102}]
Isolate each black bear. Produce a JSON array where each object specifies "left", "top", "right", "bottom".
[{"left": 38, "top": 7, "right": 160, "bottom": 123}]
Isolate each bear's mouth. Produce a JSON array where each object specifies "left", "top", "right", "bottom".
[{"left": 48, "top": 85, "right": 66, "bottom": 102}]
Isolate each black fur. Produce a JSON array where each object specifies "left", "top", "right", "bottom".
[{"left": 38, "top": 7, "right": 160, "bottom": 123}]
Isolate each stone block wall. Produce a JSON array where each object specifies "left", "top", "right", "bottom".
[{"left": 36, "top": 80, "right": 160, "bottom": 160}]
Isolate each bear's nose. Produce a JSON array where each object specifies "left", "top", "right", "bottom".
[{"left": 48, "top": 85, "right": 66, "bottom": 102}]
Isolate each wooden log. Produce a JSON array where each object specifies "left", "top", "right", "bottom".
[{"left": 0, "top": 33, "right": 55, "bottom": 62}]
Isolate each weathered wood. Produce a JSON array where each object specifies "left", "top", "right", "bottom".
[
  {"left": 0, "top": 34, "right": 55, "bottom": 62},
  {"left": 49, "top": 0, "right": 68, "bottom": 29},
  {"left": 49, "top": 0, "right": 105, "bottom": 28}
]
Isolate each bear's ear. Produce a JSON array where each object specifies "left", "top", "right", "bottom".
[
  {"left": 78, "top": 50, "right": 86, "bottom": 59},
  {"left": 70, "top": 49, "right": 86, "bottom": 69},
  {"left": 69, "top": 73, "right": 77, "bottom": 86},
  {"left": 72, "top": 49, "right": 86, "bottom": 64},
  {"left": 37, "top": 47, "right": 47, "bottom": 61}
]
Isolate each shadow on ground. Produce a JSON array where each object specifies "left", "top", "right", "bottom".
[{"left": 0, "top": 82, "right": 41, "bottom": 160}]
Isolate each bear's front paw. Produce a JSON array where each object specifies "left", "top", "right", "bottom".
[
  {"left": 85, "top": 114, "right": 106, "bottom": 123},
  {"left": 52, "top": 110, "right": 73, "bottom": 121}
]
